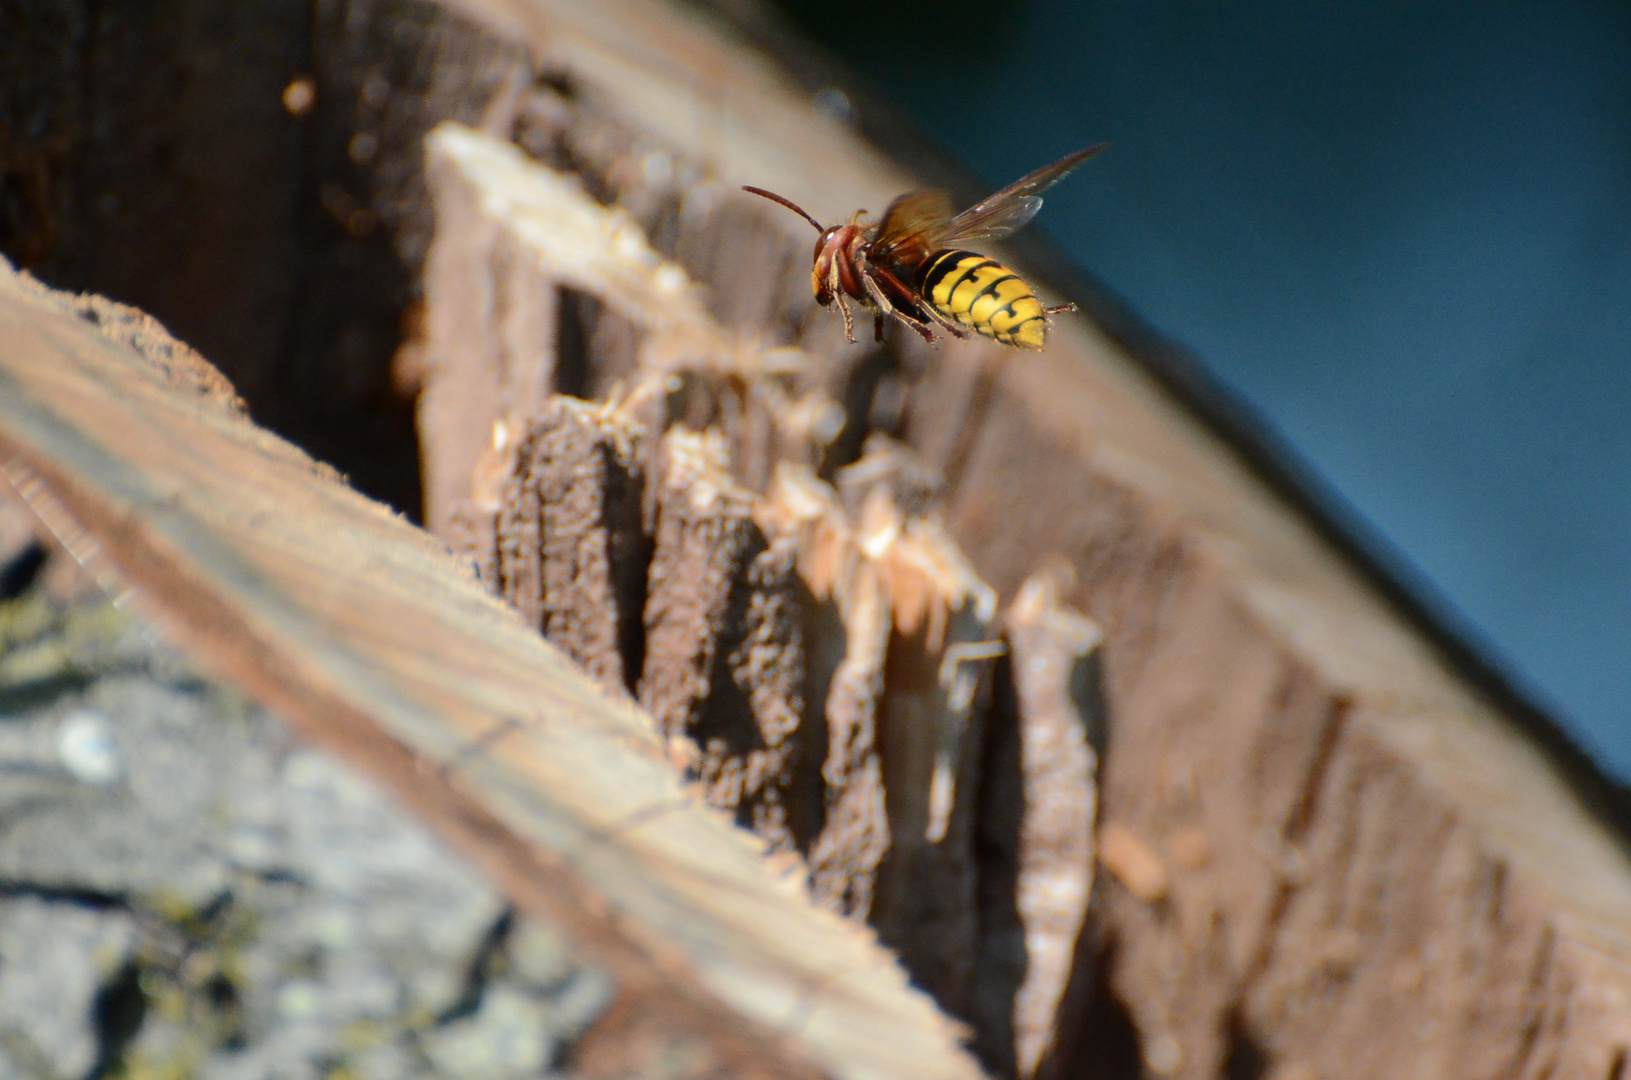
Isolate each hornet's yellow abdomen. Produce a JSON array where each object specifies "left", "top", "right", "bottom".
[{"left": 918, "top": 249, "right": 1050, "bottom": 349}]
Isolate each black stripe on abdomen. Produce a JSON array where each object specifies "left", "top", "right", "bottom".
[{"left": 918, "top": 250, "right": 998, "bottom": 294}]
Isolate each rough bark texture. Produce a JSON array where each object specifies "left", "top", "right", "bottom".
[
  {"left": 493, "top": 397, "right": 649, "bottom": 696},
  {"left": 640, "top": 429, "right": 809, "bottom": 852}
]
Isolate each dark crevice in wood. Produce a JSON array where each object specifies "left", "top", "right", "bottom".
[
  {"left": 1221, "top": 1009, "right": 1270, "bottom": 1080},
  {"left": 1057, "top": 930, "right": 1144, "bottom": 1080},
  {"left": 969, "top": 650, "right": 1026, "bottom": 1079},
  {"left": 554, "top": 287, "right": 594, "bottom": 400}
]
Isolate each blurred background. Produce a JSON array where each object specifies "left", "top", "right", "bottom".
[{"left": 770, "top": 0, "right": 1631, "bottom": 781}]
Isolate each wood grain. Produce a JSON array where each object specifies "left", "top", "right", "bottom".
[
  {"left": 419, "top": 2, "right": 1631, "bottom": 1076},
  {"left": 0, "top": 261, "right": 983, "bottom": 1080}
]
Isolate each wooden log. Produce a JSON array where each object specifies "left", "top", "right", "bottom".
[
  {"left": 492, "top": 396, "right": 649, "bottom": 696},
  {"left": 11, "top": 0, "right": 1631, "bottom": 1075},
  {"left": 0, "top": 260, "right": 985, "bottom": 1080}
]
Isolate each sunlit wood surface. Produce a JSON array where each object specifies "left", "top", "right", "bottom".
[{"left": 0, "top": 266, "right": 982, "bottom": 1080}]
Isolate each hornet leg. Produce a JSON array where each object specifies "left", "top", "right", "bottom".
[
  {"left": 834, "top": 291, "right": 856, "bottom": 343},
  {"left": 857, "top": 257, "right": 936, "bottom": 343},
  {"left": 829, "top": 258, "right": 857, "bottom": 343},
  {"left": 871, "top": 263, "right": 969, "bottom": 340},
  {"left": 918, "top": 299, "right": 974, "bottom": 339}
]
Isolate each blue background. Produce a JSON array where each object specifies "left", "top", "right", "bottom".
[{"left": 773, "top": 1, "right": 1631, "bottom": 779}]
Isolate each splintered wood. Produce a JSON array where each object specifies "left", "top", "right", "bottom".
[
  {"left": 419, "top": 121, "right": 1107, "bottom": 1073},
  {"left": 420, "top": 121, "right": 718, "bottom": 536},
  {"left": 758, "top": 463, "right": 891, "bottom": 916},
  {"left": 843, "top": 441, "right": 1001, "bottom": 1023}
]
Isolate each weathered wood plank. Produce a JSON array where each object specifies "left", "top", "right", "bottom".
[{"left": 0, "top": 262, "right": 984, "bottom": 1080}]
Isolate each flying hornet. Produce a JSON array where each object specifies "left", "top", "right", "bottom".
[{"left": 743, "top": 143, "right": 1106, "bottom": 350}]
